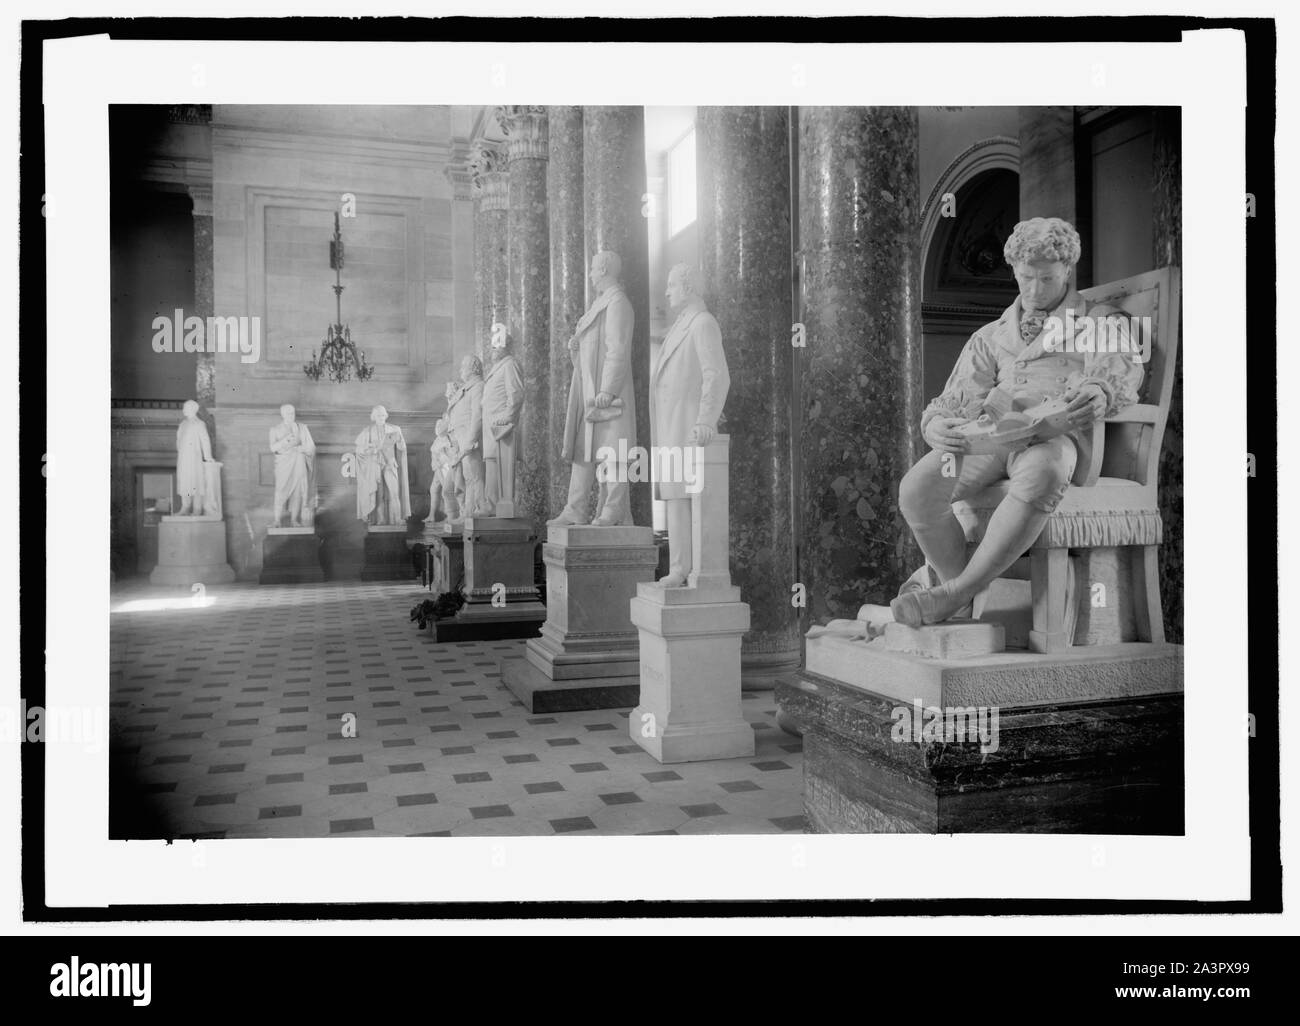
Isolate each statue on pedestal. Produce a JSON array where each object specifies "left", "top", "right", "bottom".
[
  {"left": 428, "top": 417, "right": 459, "bottom": 523},
  {"left": 892, "top": 217, "right": 1144, "bottom": 627},
  {"left": 176, "top": 399, "right": 221, "bottom": 516},
  {"left": 482, "top": 334, "right": 525, "bottom": 518},
  {"left": 355, "top": 405, "right": 411, "bottom": 526},
  {"left": 651, "top": 264, "right": 730, "bottom": 586},
  {"left": 550, "top": 250, "right": 637, "bottom": 527},
  {"left": 446, "top": 355, "right": 490, "bottom": 521},
  {"left": 269, "top": 403, "right": 316, "bottom": 527}
]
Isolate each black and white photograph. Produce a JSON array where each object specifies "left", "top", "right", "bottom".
[{"left": 13, "top": 10, "right": 1282, "bottom": 956}]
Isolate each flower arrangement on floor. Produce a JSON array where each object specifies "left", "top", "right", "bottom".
[{"left": 410, "top": 589, "right": 466, "bottom": 630}]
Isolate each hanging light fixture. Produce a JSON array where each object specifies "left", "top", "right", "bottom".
[{"left": 303, "top": 210, "right": 374, "bottom": 383}]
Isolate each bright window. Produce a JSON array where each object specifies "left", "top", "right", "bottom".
[{"left": 668, "top": 128, "right": 697, "bottom": 236}]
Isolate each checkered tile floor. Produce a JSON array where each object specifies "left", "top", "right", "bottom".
[{"left": 109, "top": 580, "right": 805, "bottom": 838}]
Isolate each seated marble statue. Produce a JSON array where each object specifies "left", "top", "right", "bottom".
[
  {"left": 269, "top": 403, "right": 316, "bottom": 527},
  {"left": 176, "top": 399, "right": 216, "bottom": 516},
  {"left": 892, "top": 217, "right": 1143, "bottom": 628},
  {"left": 355, "top": 405, "right": 411, "bottom": 526}
]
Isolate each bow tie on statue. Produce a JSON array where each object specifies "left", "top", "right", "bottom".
[{"left": 1020, "top": 308, "right": 1048, "bottom": 342}]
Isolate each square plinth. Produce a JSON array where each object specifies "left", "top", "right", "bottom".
[
  {"left": 259, "top": 531, "right": 324, "bottom": 584},
  {"left": 150, "top": 517, "right": 235, "bottom": 586},
  {"left": 500, "top": 656, "right": 641, "bottom": 713},
  {"left": 360, "top": 527, "right": 415, "bottom": 581}
]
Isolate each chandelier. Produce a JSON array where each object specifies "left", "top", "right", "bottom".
[{"left": 303, "top": 211, "right": 374, "bottom": 383}]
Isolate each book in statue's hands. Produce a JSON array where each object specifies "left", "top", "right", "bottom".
[
  {"left": 954, "top": 397, "right": 1077, "bottom": 455},
  {"left": 584, "top": 396, "right": 624, "bottom": 422}
]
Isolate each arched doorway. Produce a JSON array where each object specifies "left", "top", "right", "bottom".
[{"left": 920, "top": 164, "right": 1020, "bottom": 404}]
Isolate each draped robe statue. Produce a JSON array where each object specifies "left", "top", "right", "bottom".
[
  {"left": 176, "top": 399, "right": 219, "bottom": 516},
  {"left": 355, "top": 405, "right": 411, "bottom": 526},
  {"left": 270, "top": 404, "right": 316, "bottom": 527}
]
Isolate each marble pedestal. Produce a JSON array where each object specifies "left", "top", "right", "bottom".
[
  {"left": 628, "top": 438, "right": 755, "bottom": 764},
  {"left": 360, "top": 524, "right": 413, "bottom": 581},
  {"left": 259, "top": 526, "right": 324, "bottom": 584},
  {"left": 435, "top": 517, "right": 545, "bottom": 642},
  {"left": 423, "top": 522, "right": 465, "bottom": 595},
  {"left": 149, "top": 515, "right": 235, "bottom": 586},
  {"left": 777, "top": 630, "right": 1185, "bottom": 833},
  {"left": 502, "top": 524, "right": 659, "bottom": 712}
]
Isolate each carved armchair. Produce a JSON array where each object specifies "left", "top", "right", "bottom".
[{"left": 952, "top": 266, "right": 1181, "bottom": 653}]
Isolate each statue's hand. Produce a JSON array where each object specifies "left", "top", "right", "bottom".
[
  {"left": 923, "top": 416, "right": 970, "bottom": 454},
  {"left": 1063, "top": 383, "right": 1107, "bottom": 428},
  {"left": 688, "top": 423, "right": 715, "bottom": 447},
  {"left": 492, "top": 418, "right": 513, "bottom": 428},
  {"left": 594, "top": 391, "right": 614, "bottom": 409}
]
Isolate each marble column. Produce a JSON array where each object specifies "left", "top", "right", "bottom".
[
  {"left": 501, "top": 106, "right": 551, "bottom": 527},
  {"left": 444, "top": 149, "right": 478, "bottom": 368},
  {"left": 472, "top": 140, "right": 509, "bottom": 365},
  {"left": 1018, "top": 107, "right": 1076, "bottom": 222},
  {"left": 583, "top": 107, "right": 651, "bottom": 527},
  {"left": 547, "top": 106, "right": 585, "bottom": 517},
  {"left": 1151, "top": 106, "right": 1182, "bottom": 645},
  {"left": 188, "top": 181, "right": 217, "bottom": 445},
  {"left": 697, "top": 106, "right": 800, "bottom": 687},
  {"left": 797, "top": 107, "right": 924, "bottom": 624}
]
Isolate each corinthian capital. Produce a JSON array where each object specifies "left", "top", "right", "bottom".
[
  {"left": 470, "top": 140, "right": 510, "bottom": 211},
  {"left": 497, "top": 106, "right": 549, "bottom": 163}
]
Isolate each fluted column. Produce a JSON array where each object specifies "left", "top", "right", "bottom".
[
  {"left": 797, "top": 107, "right": 923, "bottom": 623},
  {"left": 188, "top": 182, "right": 217, "bottom": 444},
  {"left": 1018, "top": 106, "right": 1076, "bottom": 222},
  {"left": 697, "top": 106, "right": 799, "bottom": 687},
  {"left": 547, "top": 106, "right": 585, "bottom": 517},
  {"left": 472, "top": 140, "right": 509, "bottom": 364},
  {"left": 500, "top": 106, "right": 551, "bottom": 527},
  {"left": 1151, "top": 106, "right": 1182, "bottom": 644},
  {"left": 583, "top": 107, "right": 651, "bottom": 527}
]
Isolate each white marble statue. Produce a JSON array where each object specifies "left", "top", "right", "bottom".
[
  {"left": 428, "top": 416, "right": 459, "bottom": 523},
  {"left": 651, "top": 263, "right": 730, "bottom": 586},
  {"left": 269, "top": 403, "right": 316, "bottom": 527},
  {"left": 482, "top": 333, "right": 525, "bottom": 518},
  {"left": 355, "top": 405, "right": 411, "bottom": 525},
  {"left": 446, "top": 355, "right": 490, "bottom": 521},
  {"left": 550, "top": 250, "right": 637, "bottom": 527},
  {"left": 176, "top": 399, "right": 221, "bottom": 517}
]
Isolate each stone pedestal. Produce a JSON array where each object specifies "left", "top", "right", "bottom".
[
  {"left": 436, "top": 517, "right": 545, "bottom": 642},
  {"left": 629, "top": 438, "right": 754, "bottom": 763},
  {"left": 259, "top": 526, "right": 324, "bottom": 584},
  {"left": 150, "top": 515, "right": 235, "bottom": 586},
  {"left": 360, "top": 524, "right": 413, "bottom": 581},
  {"left": 424, "top": 522, "right": 465, "bottom": 595},
  {"left": 502, "top": 524, "right": 658, "bottom": 712},
  {"left": 778, "top": 632, "right": 1184, "bottom": 833}
]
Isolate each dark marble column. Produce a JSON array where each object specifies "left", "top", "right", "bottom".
[
  {"left": 501, "top": 106, "right": 551, "bottom": 527},
  {"left": 188, "top": 182, "right": 217, "bottom": 444},
  {"left": 797, "top": 107, "right": 923, "bottom": 624},
  {"left": 472, "top": 140, "right": 509, "bottom": 365},
  {"left": 1151, "top": 106, "right": 1182, "bottom": 645},
  {"left": 1018, "top": 107, "right": 1076, "bottom": 222},
  {"left": 583, "top": 107, "right": 651, "bottom": 527},
  {"left": 697, "top": 106, "right": 800, "bottom": 687},
  {"left": 547, "top": 106, "right": 585, "bottom": 517},
  {"left": 444, "top": 150, "right": 478, "bottom": 368}
]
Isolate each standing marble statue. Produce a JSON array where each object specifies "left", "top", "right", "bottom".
[
  {"left": 269, "top": 404, "right": 316, "bottom": 527},
  {"left": 355, "top": 405, "right": 411, "bottom": 525},
  {"left": 550, "top": 250, "right": 637, "bottom": 527},
  {"left": 482, "top": 334, "right": 525, "bottom": 518},
  {"left": 176, "top": 399, "right": 221, "bottom": 516},
  {"left": 428, "top": 417, "right": 459, "bottom": 523},
  {"left": 651, "top": 264, "right": 730, "bottom": 586},
  {"left": 446, "top": 354, "right": 489, "bottom": 521}
]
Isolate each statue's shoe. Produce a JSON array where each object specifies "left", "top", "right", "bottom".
[
  {"left": 657, "top": 573, "right": 688, "bottom": 588},
  {"left": 546, "top": 512, "right": 589, "bottom": 526},
  {"left": 589, "top": 515, "right": 624, "bottom": 527},
  {"left": 889, "top": 587, "right": 973, "bottom": 628}
]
